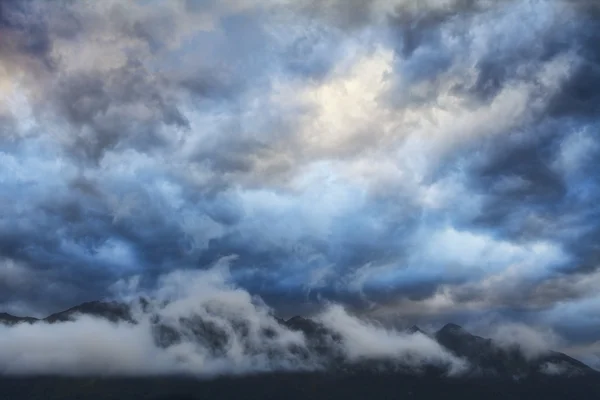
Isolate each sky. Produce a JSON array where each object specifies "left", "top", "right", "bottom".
[{"left": 1, "top": 0, "right": 600, "bottom": 367}]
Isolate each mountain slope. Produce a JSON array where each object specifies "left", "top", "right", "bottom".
[
  {"left": 43, "top": 301, "right": 134, "bottom": 323},
  {"left": 434, "top": 323, "right": 594, "bottom": 377},
  {"left": 0, "top": 301, "right": 596, "bottom": 379},
  {"left": 0, "top": 312, "right": 38, "bottom": 325}
]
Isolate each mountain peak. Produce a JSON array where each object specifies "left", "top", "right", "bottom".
[
  {"left": 438, "top": 323, "right": 465, "bottom": 335},
  {"left": 44, "top": 300, "right": 133, "bottom": 323},
  {"left": 0, "top": 312, "right": 38, "bottom": 325},
  {"left": 1, "top": 301, "right": 598, "bottom": 379},
  {"left": 407, "top": 325, "right": 426, "bottom": 335}
]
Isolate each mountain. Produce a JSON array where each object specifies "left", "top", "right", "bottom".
[
  {"left": 434, "top": 323, "right": 593, "bottom": 377},
  {"left": 283, "top": 315, "right": 343, "bottom": 352},
  {"left": 43, "top": 301, "right": 134, "bottom": 323},
  {"left": 0, "top": 312, "right": 38, "bottom": 325},
  {"left": 281, "top": 317, "right": 596, "bottom": 378},
  {"left": 0, "top": 301, "right": 597, "bottom": 379},
  {"left": 0, "top": 301, "right": 133, "bottom": 326},
  {"left": 406, "top": 325, "right": 427, "bottom": 335}
]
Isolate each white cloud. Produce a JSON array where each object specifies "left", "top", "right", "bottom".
[
  {"left": 317, "top": 304, "right": 467, "bottom": 374},
  {"left": 483, "top": 323, "right": 562, "bottom": 360},
  {"left": 0, "top": 265, "right": 471, "bottom": 377}
]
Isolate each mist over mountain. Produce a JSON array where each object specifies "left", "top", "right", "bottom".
[
  {"left": 1, "top": 287, "right": 598, "bottom": 399},
  {"left": 0, "top": 267, "right": 596, "bottom": 381}
]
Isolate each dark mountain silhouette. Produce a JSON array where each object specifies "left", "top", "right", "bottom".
[
  {"left": 283, "top": 315, "right": 342, "bottom": 356},
  {"left": 43, "top": 300, "right": 134, "bottom": 323},
  {"left": 0, "top": 312, "right": 38, "bottom": 325},
  {"left": 434, "top": 323, "right": 593, "bottom": 377},
  {"left": 0, "top": 301, "right": 134, "bottom": 325},
  {"left": 0, "top": 301, "right": 597, "bottom": 381},
  {"left": 407, "top": 325, "right": 427, "bottom": 335}
]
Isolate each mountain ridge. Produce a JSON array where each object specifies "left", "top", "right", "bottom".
[{"left": 1, "top": 300, "right": 597, "bottom": 379}]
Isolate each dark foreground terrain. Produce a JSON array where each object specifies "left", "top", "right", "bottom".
[{"left": 1, "top": 373, "right": 600, "bottom": 400}]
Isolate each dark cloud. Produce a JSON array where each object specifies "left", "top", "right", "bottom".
[
  {"left": 0, "top": 0, "right": 599, "bottom": 356},
  {"left": 0, "top": 0, "right": 53, "bottom": 63},
  {"left": 389, "top": 0, "right": 483, "bottom": 57}
]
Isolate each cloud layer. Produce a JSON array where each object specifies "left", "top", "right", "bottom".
[
  {"left": 1, "top": 0, "right": 600, "bottom": 361},
  {"left": 0, "top": 267, "right": 465, "bottom": 376}
]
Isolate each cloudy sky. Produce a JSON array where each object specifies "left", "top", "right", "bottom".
[{"left": 1, "top": 0, "right": 600, "bottom": 362}]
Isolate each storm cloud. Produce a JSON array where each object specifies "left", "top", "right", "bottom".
[{"left": 1, "top": 0, "right": 600, "bottom": 366}]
